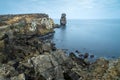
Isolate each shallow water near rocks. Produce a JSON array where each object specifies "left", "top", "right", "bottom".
[{"left": 52, "top": 19, "right": 120, "bottom": 58}]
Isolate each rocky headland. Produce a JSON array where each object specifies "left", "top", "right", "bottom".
[{"left": 0, "top": 13, "right": 120, "bottom": 80}]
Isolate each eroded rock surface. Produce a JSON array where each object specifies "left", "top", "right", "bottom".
[
  {"left": 0, "top": 47, "right": 120, "bottom": 80},
  {"left": 0, "top": 13, "right": 55, "bottom": 37},
  {"left": 0, "top": 14, "right": 120, "bottom": 80}
]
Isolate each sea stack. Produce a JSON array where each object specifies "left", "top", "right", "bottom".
[{"left": 60, "top": 13, "right": 67, "bottom": 26}]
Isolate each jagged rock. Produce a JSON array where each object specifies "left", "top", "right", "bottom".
[
  {"left": 102, "top": 58, "right": 120, "bottom": 80},
  {"left": 30, "top": 50, "right": 69, "bottom": 80},
  {"left": 90, "top": 55, "right": 94, "bottom": 58},
  {"left": 69, "top": 52, "right": 89, "bottom": 67},
  {"left": 40, "top": 18, "right": 54, "bottom": 29},
  {"left": 72, "top": 58, "right": 120, "bottom": 80},
  {"left": 51, "top": 43, "right": 56, "bottom": 51},
  {"left": 54, "top": 24, "right": 60, "bottom": 28},
  {"left": 1, "top": 13, "right": 120, "bottom": 80},
  {"left": 0, "top": 64, "right": 18, "bottom": 78},
  {"left": 0, "top": 13, "right": 55, "bottom": 36},
  {"left": 60, "top": 13, "right": 67, "bottom": 26},
  {"left": 84, "top": 53, "right": 89, "bottom": 59},
  {"left": 42, "top": 42, "right": 52, "bottom": 52},
  {"left": 11, "top": 73, "right": 25, "bottom": 80},
  {"left": 64, "top": 71, "right": 81, "bottom": 80}
]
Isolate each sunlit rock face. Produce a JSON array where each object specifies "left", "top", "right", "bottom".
[
  {"left": 29, "top": 18, "right": 54, "bottom": 32},
  {"left": 40, "top": 18, "right": 54, "bottom": 29},
  {"left": 0, "top": 14, "right": 55, "bottom": 35}
]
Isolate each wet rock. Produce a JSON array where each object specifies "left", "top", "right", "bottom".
[
  {"left": 84, "top": 53, "right": 89, "bottom": 59},
  {"left": 69, "top": 52, "right": 89, "bottom": 67},
  {"left": 75, "top": 50, "right": 80, "bottom": 53},
  {"left": 78, "top": 54, "right": 84, "bottom": 59},
  {"left": 69, "top": 52, "right": 76, "bottom": 59},
  {"left": 54, "top": 24, "right": 60, "bottom": 28},
  {"left": 90, "top": 55, "right": 94, "bottom": 58}
]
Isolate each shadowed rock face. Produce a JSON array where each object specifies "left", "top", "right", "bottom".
[
  {"left": 60, "top": 13, "right": 67, "bottom": 26},
  {"left": 0, "top": 44, "right": 120, "bottom": 80},
  {"left": 0, "top": 32, "right": 120, "bottom": 80}
]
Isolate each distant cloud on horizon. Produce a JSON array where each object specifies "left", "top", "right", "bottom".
[{"left": 0, "top": 0, "right": 120, "bottom": 19}]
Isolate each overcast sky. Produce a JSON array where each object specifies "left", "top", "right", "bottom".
[{"left": 0, "top": 0, "right": 120, "bottom": 19}]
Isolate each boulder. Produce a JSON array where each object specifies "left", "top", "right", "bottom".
[
  {"left": 54, "top": 24, "right": 60, "bottom": 28},
  {"left": 0, "top": 64, "right": 18, "bottom": 79},
  {"left": 30, "top": 50, "right": 69, "bottom": 80},
  {"left": 11, "top": 73, "right": 25, "bottom": 80},
  {"left": 42, "top": 42, "right": 52, "bottom": 52},
  {"left": 102, "top": 58, "right": 120, "bottom": 80}
]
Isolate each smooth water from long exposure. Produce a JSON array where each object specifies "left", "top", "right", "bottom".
[{"left": 53, "top": 19, "right": 120, "bottom": 58}]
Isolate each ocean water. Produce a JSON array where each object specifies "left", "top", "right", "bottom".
[{"left": 52, "top": 19, "right": 120, "bottom": 58}]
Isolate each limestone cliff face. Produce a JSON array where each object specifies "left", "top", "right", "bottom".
[
  {"left": 40, "top": 18, "right": 54, "bottom": 29},
  {"left": 0, "top": 14, "right": 55, "bottom": 35}
]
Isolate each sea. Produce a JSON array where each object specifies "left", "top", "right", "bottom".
[{"left": 52, "top": 19, "right": 120, "bottom": 58}]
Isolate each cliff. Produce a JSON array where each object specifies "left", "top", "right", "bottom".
[
  {"left": 0, "top": 13, "right": 55, "bottom": 35},
  {"left": 0, "top": 14, "right": 120, "bottom": 80}
]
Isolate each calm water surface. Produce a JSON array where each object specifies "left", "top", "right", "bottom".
[{"left": 53, "top": 19, "right": 120, "bottom": 58}]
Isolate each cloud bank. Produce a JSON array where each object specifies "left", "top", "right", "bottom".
[{"left": 0, "top": 0, "right": 120, "bottom": 19}]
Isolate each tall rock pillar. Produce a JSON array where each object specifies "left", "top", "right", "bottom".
[{"left": 60, "top": 13, "right": 67, "bottom": 26}]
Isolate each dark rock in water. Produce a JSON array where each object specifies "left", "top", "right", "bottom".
[
  {"left": 75, "top": 50, "right": 79, "bottom": 53},
  {"left": 69, "top": 52, "right": 89, "bottom": 67},
  {"left": 64, "top": 71, "right": 80, "bottom": 80},
  {"left": 111, "top": 56, "right": 116, "bottom": 58},
  {"left": 79, "top": 54, "right": 84, "bottom": 58},
  {"left": 84, "top": 53, "right": 89, "bottom": 59},
  {"left": 51, "top": 43, "right": 56, "bottom": 51},
  {"left": 69, "top": 52, "right": 77, "bottom": 59},
  {"left": 54, "top": 24, "right": 60, "bottom": 28},
  {"left": 90, "top": 54, "right": 94, "bottom": 58},
  {"left": 60, "top": 13, "right": 67, "bottom": 26}
]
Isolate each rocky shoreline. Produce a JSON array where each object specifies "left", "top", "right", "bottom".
[
  {"left": 0, "top": 41, "right": 120, "bottom": 80},
  {"left": 0, "top": 14, "right": 120, "bottom": 80}
]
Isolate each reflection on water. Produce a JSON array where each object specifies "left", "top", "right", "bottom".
[{"left": 52, "top": 19, "right": 120, "bottom": 58}]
